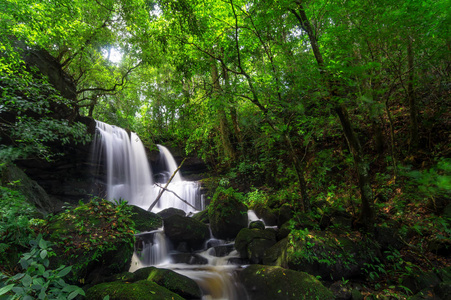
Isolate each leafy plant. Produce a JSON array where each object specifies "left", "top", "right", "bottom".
[{"left": 0, "top": 235, "right": 85, "bottom": 300}]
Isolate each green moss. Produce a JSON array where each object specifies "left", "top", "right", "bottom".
[
  {"left": 239, "top": 265, "right": 333, "bottom": 300},
  {"left": 86, "top": 280, "right": 185, "bottom": 300},
  {"left": 132, "top": 267, "right": 202, "bottom": 299}
]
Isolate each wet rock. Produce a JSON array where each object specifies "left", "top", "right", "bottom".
[
  {"left": 213, "top": 244, "right": 235, "bottom": 257},
  {"left": 132, "top": 266, "right": 202, "bottom": 299},
  {"left": 157, "top": 207, "right": 186, "bottom": 219},
  {"left": 239, "top": 264, "right": 333, "bottom": 300},
  {"left": 249, "top": 220, "right": 265, "bottom": 230},
  {"left": 170, "top": 253, "right": 208, "bottom": 265},
  {"left": 86, "top": 280, "right": 185, "bottom": 300},
  {"left": 163, "top": 214, "right": 209, "bottom": 251},
  {"left": 253, "top": 203, "right": 278, "bottom": 226},
  {"left": 235, "top": 228, "right": 277, "bottom": 264},
  {"left": 208, "top": 188, "right": 248, "bottom": 239},
  {"left": 131, "top": 206, "right": 162, "bottom": 232}
]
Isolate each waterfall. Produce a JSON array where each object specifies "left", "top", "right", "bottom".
[
  {"left": 92, "top": 121, "right": 201, "bottom": 212},
  {"left": 92, "top": 121, "right": 246, "bottom": 300},
  {"left": 92, "top": 121, "right": 155, "bottom": 209}
]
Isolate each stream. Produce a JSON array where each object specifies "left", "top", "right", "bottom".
[{"left": 93, "top": 121, "right": 250, "bottom": 300}]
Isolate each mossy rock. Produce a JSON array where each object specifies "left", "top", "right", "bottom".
[
  {"left": 235, "top": 228, "right": 276, "bottom": 264},
  {"left": 208, "top": 188, "right": 248, "bottom": 239},
  {"left": 163, "top": 214, "right": 209, "bottom": 251},
  {"left": 132, "top": 266, "right": 202, "bottom": 299},
  {"left": 131, "top": 206, "right": 162, "bottom": 232},
  {"left": 253, "top": 203, "right": 278, "bottom": 226},
  {"left": 239, "top": 264, "right": 333, "bottom": 300},
  {"left": 249, "top": 220, "right": 265, "bottom": 230},
  {"left": 192, "top": 209, "right": 209, "bottom": 224},
  {"left": 43, "top": 199, "right": 135, "bottom": 284},
  {"left": 157, "top": 207, "right": 185, "bottom": 219},
  {"left": 86, "top": 280, "right": 185, "bottom": 300}
]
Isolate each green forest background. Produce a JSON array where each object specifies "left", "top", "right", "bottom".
[{"left": 0, "top": 0, "right": 450, "bottom": 299}]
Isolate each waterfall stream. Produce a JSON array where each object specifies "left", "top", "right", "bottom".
[{"left": 92, "top": 121, "right": 249, "bottom": 300}]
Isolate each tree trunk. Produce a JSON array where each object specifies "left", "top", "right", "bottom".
[
  {"left": 407, "top": 37, "right": 419, "bottom": 151},
  {"left": 291, "top": 2, "right": 374, "bottom": 228},
  {"left": 210, "top": 57, "right": 236, "bottom": 162}
]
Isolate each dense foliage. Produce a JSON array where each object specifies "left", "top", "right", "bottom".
[{"left": 0, "top": 0, "right": 450, "bottom": 298}]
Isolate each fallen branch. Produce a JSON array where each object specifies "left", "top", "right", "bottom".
[
  {"left": 147, "top": 158, "right": 186, "bottom": 211},
  {"left": 154, "top": 183, "right": 197, "bottom": 211}
]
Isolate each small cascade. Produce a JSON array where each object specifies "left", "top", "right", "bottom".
[{"left": 152, "top": 144, "right": 201, "bottom": 214}]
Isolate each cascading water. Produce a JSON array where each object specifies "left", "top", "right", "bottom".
[
  {"left": 92, "top": 121, "right": 155, "bottom": 209},
  {"left": 92, "top": 121, "right": 248, "bottom": 300}
]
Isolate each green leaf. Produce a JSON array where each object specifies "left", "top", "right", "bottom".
[
  {"left": 0, "top": 284, "right": 15, "bottom": 296},
  {"left": 57, "top": 266, "right": 72, "bottom": 278},
  {"left": 39, "top": 237, "right": 47, "bottom": 249},
  {"left": 40, "top": 249, "right": 48, "bottom": 259}
]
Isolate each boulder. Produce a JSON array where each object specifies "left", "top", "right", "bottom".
[
  {"left": 235, "top": 228, "right": 277, "bottom": 264},
  {"left": 130, "top": 206, "right": 162, "bottom": 232},
  {"left": 132, "top": 266, "right": 202, "bottom": 299},
  {"left": 253, "top": 203, "right": 278, "bottom": 226},
  {"left": 192, "top": 209, "right": 210, "bottom": 224},
  {"left": 208, "top": 188, "right": 248, "bottom": 239},
  {"left": 249, "top": 220, "right": 265, "bottom": 230},
  {"left": 0, "top": 163, "right": 57, "bottom": 215},
  {"left": 239, "top": 264, "right": 333, "bottom": 300},
  {"left": 157, "top": 207, "right": 186, "bottom": 219},
  {"left": 163, "top": 214, "right": 209, "bottom": 251},
  {"left": 86, "top": 280, "right": 185, "bottom": 300}
]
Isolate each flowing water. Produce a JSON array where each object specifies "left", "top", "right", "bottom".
[{"left": 92, "top": 121, "right": 249, "bottom": 300}]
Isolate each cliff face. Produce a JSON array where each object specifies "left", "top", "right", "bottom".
[{"left": 6, "top": 46, "right": 98, "bottom": 208}]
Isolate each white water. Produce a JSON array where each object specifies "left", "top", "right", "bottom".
[
  {"left": 93, "top": 121, "right": 246, "bottom": 299},
  {"left": 92, "top": 121, "right": 201, "bottom": 212}
]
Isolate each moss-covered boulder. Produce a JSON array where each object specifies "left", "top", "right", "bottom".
[
  {"left": 86, "top": 280, "right": 185, "bottom": 300},
  {"left": 157, "top": 207, "right": 185, "bottom": 219},
  {"left": 163, "top": 214, "right": 209, "bottom": 251},
  {"left": 132, "top": 266, "right": 202, "bottom": 299},
  {"left": 43, "top": 199, "right": 135, "bottom": 284},
  {"left": 249, "top": 220, "right": 265, "bottom": 230},
  {"left": 253, "top": 203, "right": 278, "bottom": 226},
  {"left": 239, "top": 265, "right": 333, "bottom": 300},
  {"left": 192, "top": 209, "right": 209, "bottom": 224},
  {"left": 131, "top": 206, "right": 162, "bottom": 232},
  {"left": 208, "top": 188, "right": 248, "bottom": 239},
  {"left": 235, "top": 228, "right": 277, "bottom": 264}
]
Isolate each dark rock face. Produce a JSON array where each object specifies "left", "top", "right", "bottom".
[
  {"left": 208, "top": 189, "right": 248, "bottom": 239},
  {"left": 239, "top": 264, "right": 333, "bottom": 300},
  {"left": 163, "top": 214, "right": 209, "bottom": 251},
  {"left": 235, "top": 228, "right": 277, "bottom": 264},
  {"left": 0, "top": 163, "right": 58, "bottom": 215},
  {"left": 24, "top": 49, "right": 77, "bottom": 101}
]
